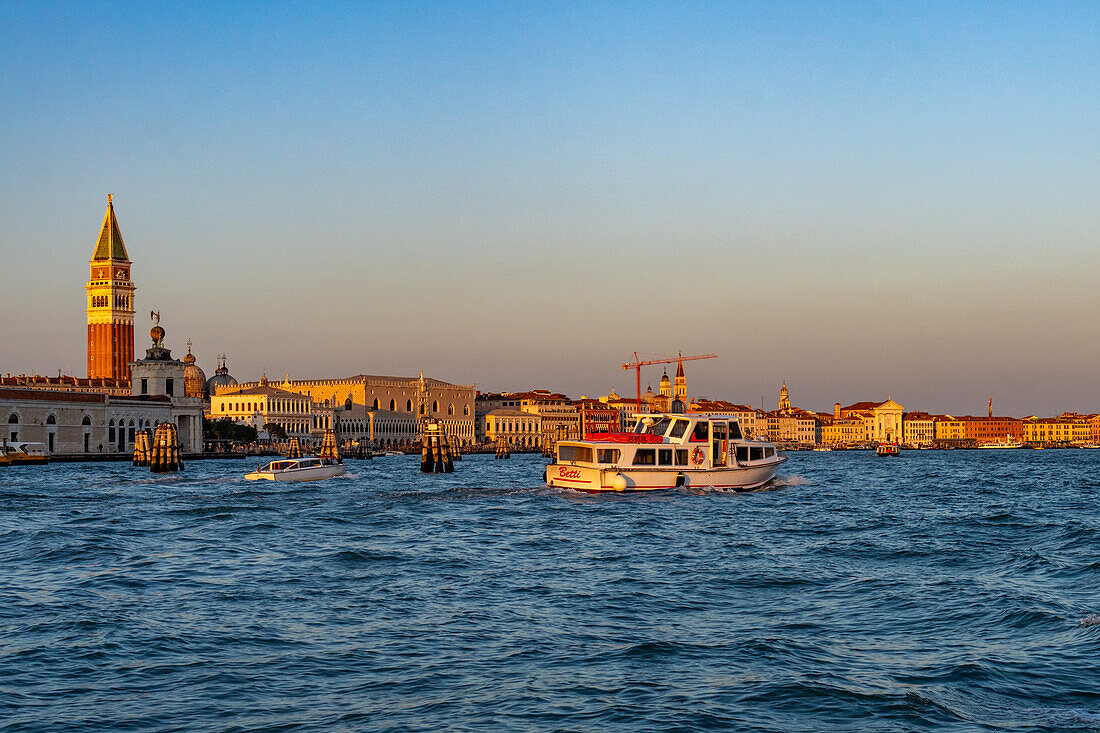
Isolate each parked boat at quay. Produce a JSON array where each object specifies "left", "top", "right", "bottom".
[
  {"left": 978, "top": 437, "right": 1024, "bottom": 449},
  {"left": 876, "top": 442, "right": 900, "bottom": 457},
  {"left": 245, "top": 457, "right": 345, "bottom": 482},
  {"left": 1, "top": 441, "right": 50, "bottom": 465},
  {"left": 545, "top": 413, "right": 785, "bottom": 492}
]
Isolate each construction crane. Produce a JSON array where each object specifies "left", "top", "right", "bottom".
[{"left": 621, "top": 352, "right": 717, "bottom": 408}]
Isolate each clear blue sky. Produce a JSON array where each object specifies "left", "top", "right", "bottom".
[{"left": 2, "top": 1, "right": 1097, "bottom": 416}]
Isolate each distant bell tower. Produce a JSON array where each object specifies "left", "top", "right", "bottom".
[
  {"left": 86, "top": 194, "right": 136, "bottom": 381},
  {"left": 779, "top": 381, "right": 791, "bottom": 412},
  {"left": 673, "top": 354, "right": 687, "bottom": 402}
]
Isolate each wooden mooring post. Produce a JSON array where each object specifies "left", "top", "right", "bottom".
[
  {"left": 286, "top": 437, "right": 302, "bottom": 459},
  {"left": 420, "top": 419, "right": 455, "bottom": 473},
  {"left": 150, "top": 423, "right": 183, "bottom": 473},
  {"left": 496, "top": 436, "right": 510, "bottom": 459},
  {"left": 132, "top": 428, "right": 154, "bottom": 466}
]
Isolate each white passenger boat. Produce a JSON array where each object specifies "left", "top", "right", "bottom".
[
  {"left": 245, "top": 457, "right": 345, "bottom": 481},
  {"left": 545, "top": 413, "right": 786, "bottom": 492},
  {"left": 977, "top": 437, "right": 1023, "bottom": 449}
]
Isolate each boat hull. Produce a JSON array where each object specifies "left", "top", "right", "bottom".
[
  {"left": 545, "top": 458, "right": 786, "bottom": 492},
  {"left": 245, "top": 464, "right": 346, "bottom": 482}
]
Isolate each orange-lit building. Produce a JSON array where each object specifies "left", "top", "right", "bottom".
[
  {"left": 574, "top": 398, "right": 618, "bottom": 438},
  {"left": 959, "top": 416, "right": 1025, "bottom": 444},
  {"left": 86, "top": 195, "right": 135, "bottom": 381}
]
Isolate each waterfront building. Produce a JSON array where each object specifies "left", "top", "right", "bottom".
[
  {"left": 902, "top": 412, "right": 937, "bottom": 447},
  {"left": 574, "top": 398, "right": 618, "bottom": 438},
  {"left": 1021, "top": 417, "right": 1076, "bottom": 445},
  {"left": 959, "top": 416, "right": 1025, "bottom": 444},
  {"left": 762, "top": 409, "right": 820, "bottom": 445},
  {"left": 603, "top": 395, "right": 651, "bottom": 431},
  {"left": 234, "top": 373, "right": 474, "bottom": 447},
  {"left": 820, "top": 416, "right": 866, "bottom": 446},
  {"left": 1019, "top": 414, "right": 1089, "bottom": 445},
  {"left": 475, "top": 390, "right": 581, "bottom": 445},
  {"left": 839, "top": 399, "right": 904, "bottom": 443},
  {"left": 86, "top": 195, "right": 136, "bottom": 381},
  {"left": 1, "top": 328, "right": 204, "bottom": 454},
  {"left": 934, "top": 415, "right": 965, "bottom": 444},
  {"left": 478, "top": 409, "right": 542, "bottom": 447},
  {"left": 1090, "top": 414, "right": 1100, "bottom": 443},
  {"left": 0, "top": 374, "right": 130, "bottom": 395},
  {"left": 208, "top": 374, "right": 316, "bottom": 440}
]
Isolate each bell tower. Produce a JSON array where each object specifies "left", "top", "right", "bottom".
[
  {"left": 673, "top": 354, "right": 687, "bottom": 402},
  {"left": 86, "top": 194, "right": 136, "bottom": 381}
]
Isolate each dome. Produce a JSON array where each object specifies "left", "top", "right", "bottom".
[
  {"left": 641, "top": 384, "right": 656, "bottom": 402},
  {"left": 205, "top": 354, "right": 238, "bottom": 396},
  {"left": 182, "top": 341, "right": 207, "bottom": 398}
]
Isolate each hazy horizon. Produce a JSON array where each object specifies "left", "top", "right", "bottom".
[{"left": 2, "top": 2, "right": 1098, "bottom": 417}]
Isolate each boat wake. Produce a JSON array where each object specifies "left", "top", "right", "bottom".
[
  {"left": 1080, "top": 613, "right": 1100, "bottom": 627},
  {"left": 770, "top": 474, "right": 813, "bottom": 487}
]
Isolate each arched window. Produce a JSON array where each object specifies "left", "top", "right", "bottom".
[
  {"left": 406, "top": 400, "right": 412, "bottom": 412},
  {"left": 46, "top": 415, "right": 56, "bottom": 425},
  {"left": 463, "top": 406, "right": 470, "bottom": 416},
  {"left": 7, "top": 414, "right": 17, "bottom": 424},
  {"left": 345, "top": 397, "right": 352, "bottom": 410},
  {"left": 389, "top": 399, "right": 396, "bottom": 411},
  {"left": 433, "top": 400, "right": 439, "bottom": 413},
  {"left": 448, "top": 403, "right": 454, "bottom": 416},
  {"left": 373, "top": 398, "right": 379, "bottom": 409},
  {"left": 82, "top": 416, "right": 91, "bottom": 426}
]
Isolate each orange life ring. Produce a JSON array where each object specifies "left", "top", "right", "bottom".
[{"left": 690, "top": 447, "right": 705, "bottom": 465}]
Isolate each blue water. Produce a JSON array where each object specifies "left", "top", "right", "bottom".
[{"left": 2, "top": 451, "right": 1099, "bottom": 732}]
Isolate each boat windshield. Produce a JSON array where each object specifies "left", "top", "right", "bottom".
[
  {"left": 634, "top": 417, "right": 671, "bottom": 436},
  {"left": 558, "top": 444, "right": 594, "bottom": 463}
]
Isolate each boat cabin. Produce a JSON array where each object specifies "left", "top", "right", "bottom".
[{"left": 556, "top": 414, "right": 779, "bottom": 470}]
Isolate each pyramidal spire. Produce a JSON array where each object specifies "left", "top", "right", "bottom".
[
  {"left": 675, "top": 353, "right": 685, "bottom": 378},
  {"left": 92, "top": 194, "right": 129, "bottom": 261}
]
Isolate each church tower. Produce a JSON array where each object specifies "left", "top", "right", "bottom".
[
  {"left": 86, "top": 195, "right": 136, "bottom": 381},
  {"left": 673, "top": 355, "right": 687, "bottom": 402},
  {"left": 779, "top": 381, "right": 791, "bottom": 412}
]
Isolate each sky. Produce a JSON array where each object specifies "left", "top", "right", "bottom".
[{"left": 1, "top": 1, "right": 1098, "bottom": 416}]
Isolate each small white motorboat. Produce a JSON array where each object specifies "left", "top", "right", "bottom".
[{"left": 245, "top": 457, "right": 346, "bottom": 481}]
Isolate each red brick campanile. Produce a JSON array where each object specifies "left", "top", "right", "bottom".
[{"left": 86, "top": 195, "right": 136, "bottom": 381}]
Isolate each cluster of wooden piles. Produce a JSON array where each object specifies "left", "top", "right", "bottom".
[
  {"left": 420, "top": 419, "right": 455, "bottom": 473},
  {"left": 132, "top": 423, "right": 184, "bottom": 472}
]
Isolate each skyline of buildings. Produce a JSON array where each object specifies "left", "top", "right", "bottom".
[{"left": 0, "top": 193, "right": 1097, "bottom": 454}]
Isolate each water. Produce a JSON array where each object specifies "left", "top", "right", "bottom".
[{"left": 2, "top": 451, "right": 1099, "bottom": 732}]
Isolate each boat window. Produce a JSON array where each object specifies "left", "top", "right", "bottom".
[
  {"left": 750, "top": 446, "right": 764, "bottom": 461},
  {"left": 596, "top": 448, "right": 620, "bottom": 464},
  {"left": 658, "top": 448, "right": 672, "bottom": 466},
  {"left": 736, "top": 446, "right": 749, "bottom": 463},
  {"left": 558, "top": 445, "right": 593, "bottom": 463},
  {"left": 713, "top": 422, "right": 727, "bottom": 440},
  {"left": 729, "top": 421, "right": 742, "bottom": 440},
  {"left": 765, "top": 447, "right": 775, "bottom": 458},
  {"left": 669, "top": 419, "right": 688, "bottom": 438},
  {"left": 691, "top": 422, "right": 709, "bottom": 441},
  {"left": 675, "top": 449, "right": 688, "bottom": 466},
  {"left": 633, "top": 449, "right": 656, "bottom": 465}
]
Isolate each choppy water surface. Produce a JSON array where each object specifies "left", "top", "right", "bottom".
[{"left": 2, "top": 451, "right": 1099, "bottom": 732}]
